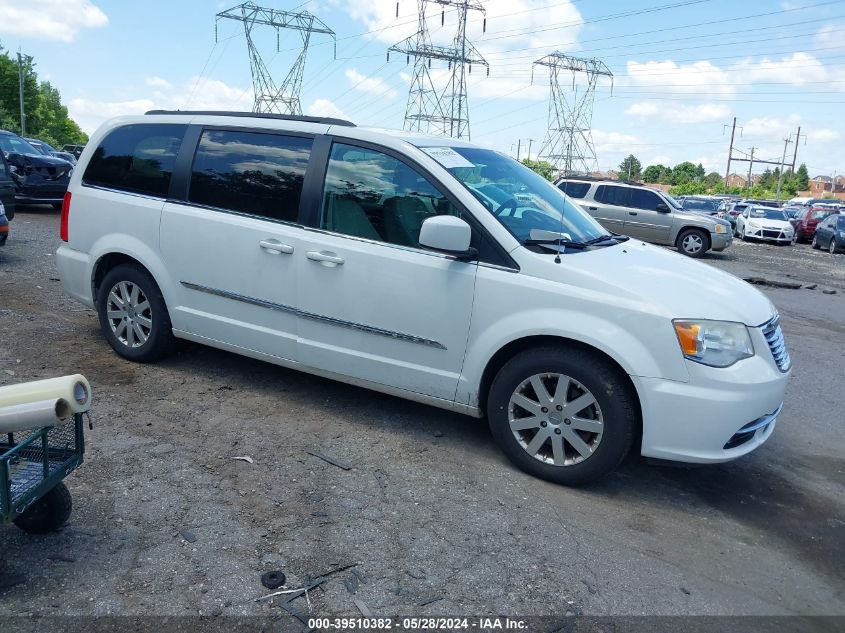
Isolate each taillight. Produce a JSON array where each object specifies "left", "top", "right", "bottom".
[{"left": 60, "top": 191, "right": 71, "bottom": 242}]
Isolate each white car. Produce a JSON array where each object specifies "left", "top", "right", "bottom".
[
  {"left": 735, "top": 206, "right": 795, "bottom": 244},
  {"left": 56, "top": 111, "right": 791, "bottom": 485}
]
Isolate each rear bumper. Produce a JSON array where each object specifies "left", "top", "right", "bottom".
[{"left": 55, "top": 244, "right": 94, "bottom": 307}]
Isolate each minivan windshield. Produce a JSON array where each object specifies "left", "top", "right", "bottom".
[{"left": 428, "top": 146, "right": 611, "bottom": 244}]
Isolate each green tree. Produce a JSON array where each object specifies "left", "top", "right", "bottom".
[
  {"left": 668, "top": 182, "right": 708, "bottom": 196},
  {"left": 618, "top": 154, "right": 642, "bottom": 181},
  {"left": 520, "top": 158, "right": 556, "bottom": 181},
  {"left": 704, "top": 172, "right": 722, "bottom": 188},
  {"left": 795, "top": 163, "right": 809, "bottom": 191},
  {"left": 0, "top": 42, "right": 87, "bottom": 145},
  {"left": 670, "top": 161, "right": 700, "bottom": 185},
  {"left": 642, "top": 163, "right": 670, "bottom": 183}
]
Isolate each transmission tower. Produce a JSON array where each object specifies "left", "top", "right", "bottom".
[
  {"left": 216, "top": 2, "right": 335, "bottom": 115},
  {"left": 389, "top": 0, "right": 488, "bottom": 139},
  {"left": 532, "top": 53, "right": 613, "bottom": 176}
]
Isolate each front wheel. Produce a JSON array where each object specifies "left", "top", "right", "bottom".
[
  {"left": 677, "top": 228, "right": 709, "bottom": 258},
  {"left": 831, "top": 239, "right": 839, "bottom": 255},
  {"left": 487, "top": 346, "right": 637, "bottom": 486},
  {"left": 812, "top": 235, "right": 820, "bottom": 249},
  {"left": 96, "top": 264, "right": 176, "bottom": 362}
]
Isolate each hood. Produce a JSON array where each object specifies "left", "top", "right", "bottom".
[
  {"left": 746, "top": 218, "right": 791, "bottom": 229},
  {"left": 528, "top": 240, "right": 776, "bottom": 326}
]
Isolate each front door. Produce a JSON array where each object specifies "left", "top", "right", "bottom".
[
  {"left": 624, "top": 188, "right": 674, "bottom": 244},
  {"left": 296, "top": 141, "right": 477, "bottom": 401},
  {"left": 161, "top": 128, "right": 314, "bottom": 362}
]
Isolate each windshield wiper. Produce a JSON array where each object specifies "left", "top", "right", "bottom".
[{"left": 523, "top": 238, "right": 589, "bottom": 249}]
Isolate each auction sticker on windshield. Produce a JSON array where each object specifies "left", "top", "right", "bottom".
[{"left": 420, "top": 147, "right": 475, "bottom": 169}]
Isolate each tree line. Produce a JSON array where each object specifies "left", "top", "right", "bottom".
[{"left": 0, "top": 43, "right": 87, "bottom": 148}]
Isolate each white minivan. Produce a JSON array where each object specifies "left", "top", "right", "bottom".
[{"left": 56, "top": 111, "right": 791, "bottom": 484}]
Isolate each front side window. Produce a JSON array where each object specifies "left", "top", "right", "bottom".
[
  {"left": 427, "top": 146, "right": 609, "bottom": 243},
  {"left": 629, "top": 188, "right": 663, "bottom": 211},
  {"left": 189, "top": 130, "right": 312, "bottom": 223},
  {"left": 321, "top": 143, "right": 460, "bottom": 247},
  {"left": 83, "top": 124, "right": 187, "bottom": 197}
]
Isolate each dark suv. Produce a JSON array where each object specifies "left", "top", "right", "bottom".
[{"left": 0, "top": 130, "right": 73, "bottom": 209}]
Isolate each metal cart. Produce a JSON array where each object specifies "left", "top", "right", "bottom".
[{"left": 0, "top": 413, "right": 85, "bottom": 534}]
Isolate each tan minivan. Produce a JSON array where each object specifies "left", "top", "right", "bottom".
[{"left": 556, "top": 178, "right": 733, "bottom": 258}]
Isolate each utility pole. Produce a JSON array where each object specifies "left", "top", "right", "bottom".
[
  {"left": 533, "top": 53, "right": 613, "bottom": 176},
  {"left": 746, "top": 147, "right": 755, "bottom": 191},
  {"left": 526, "top": 138, "right": 534, "bottom": 161},
  {"left": 216, "top": 3, "right": 336, "bottom": 115},
  {"left": 516, "top": 139, "right": 521, "bottom": 161},
  {"left": 724, "top": 117, "right": 737, "bottom": 187},
  {"left": 776, "top": 136, "right": 793, "bottom": 201},
  {"left": 791, "top": 126, "right": 806, "bottom": 172},
  {"left": 17, "top": 51, "right": 26, "bottom": 136}
]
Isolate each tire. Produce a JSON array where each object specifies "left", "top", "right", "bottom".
[
  {"left": 811, "top": 235, "right": 820, "bottom": 249},
  {"left": 14, "top": 482, "right": 72, "bottom": 534},
  {"left": 51, "top": 202, "right": 62, "bottom": 210},
  {"left": 831, "top": 239, "right": 838, "bottom": 255},
  {"left": 487, "top": 345, "right": 637, "bottom": 486},
  {"left": 4, "top": 207, "right": 13, "bottom": 221},
  {"left": 733, "top": 224, "right": 739, "bottom": 238},
  {"left": 96, "top": 264, "right": 176, "bottom": 362},
  {"left": 676, "top": 228, "right": 709, "bottom": 258}
]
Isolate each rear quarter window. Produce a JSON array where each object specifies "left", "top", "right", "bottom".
[
  {"left": 83, "top": 124, "right": 187, "bottom": 197},
  {"left": 557, "top": 181, "right": 590, "bottom": 199}
]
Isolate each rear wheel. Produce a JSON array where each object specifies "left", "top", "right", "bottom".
[
  {"left": 96, "top": 264, "right": 176, "bottom": 362},
  {"left": 831, "top": 239, "right": 839, "bottom": 255},
  {"left": 487, "top": 346, "right": 637, "bottom": 485},
  {"left": 677, "top": 228, "right": 709, "bottom": 257},
  {"left": 812, "top": 235, "right": 820, "bottom": 249},
  {"left": 14, "top": 482, "right": 72, "bottom": 534}
]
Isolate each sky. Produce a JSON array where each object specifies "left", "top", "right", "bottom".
[{"left": 1, "top": 0, "right": 843, "bottom": 179}]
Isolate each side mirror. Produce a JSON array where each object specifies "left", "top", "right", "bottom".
[
  {"left": 655, "top": 202, "right": 670, "bottom": 212},
  {"left": 419, "top": 215, "right": 476, "bottom": 260}
]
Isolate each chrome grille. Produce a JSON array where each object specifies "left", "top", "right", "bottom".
[{"left": 762, "top": 316, "right": 791, "bottom": 372}]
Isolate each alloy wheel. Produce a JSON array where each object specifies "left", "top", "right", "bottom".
[
  {"left": 106, "top": 281, "right": 152, "bottom": 348},
  {"left": 682, "top": 233, "right": 704, "bottom": 255},
  {"left": 508, "top": 373, "right": 604, "bottom": 467}
]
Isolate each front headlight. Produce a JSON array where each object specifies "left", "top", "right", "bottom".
[
  {"left": 673, "top": 319, "right": 754, "bottom": 367},
  {"left": 748, "top": 222, "right": 760, "bottom": 229},
  {"left": 714, "top": 224, "right": 727, "bottom": 234}
]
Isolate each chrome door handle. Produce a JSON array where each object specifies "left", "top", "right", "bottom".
[
  {"left": 588, "top": 206, "right": 598, "bottom": 211},
  {"left": 259, "top": 239, "right": 294, "bottom": 254},
  {"left": 306, "top": 250, "right": 344, "bottom": 265},
  {"left": 628, "top": 211, "right": 638, "bottom": 216}
]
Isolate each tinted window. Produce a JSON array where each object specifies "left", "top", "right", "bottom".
[
  {"left": 630, "top": 188, "right": 663, "bottom": 211},
  {"left": 0, "top": 134, "right": 40, "bottom": 156},
  {"left": 321, "top": 143, "right": 460, "bottom": 247},
  {"left": 83, "top": 124, "right": 186, "bottom": 197},
  {"left": 189, "top": 130, "right": 311, "bottom": 222},
  {"left": 596, "top": 185, "right": 630, "bottom": 206},
  {"left": 0, "top": 155, "right": 8, "bottom": 179},
  {"left": 557, "top": 181, "right": 590, "bottom": 199}
]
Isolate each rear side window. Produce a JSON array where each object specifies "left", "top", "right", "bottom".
[
  {"left": 189, "top": 130, "right": 312, "bottom": 223},
  {"left": 83, "top": 124, "right": 187, "bottom": 197},
  {"left": 595, "top": 185, "right": 630, "bottom": 206},
  {"left": 557, "top": 181, "right": 590, "bottom": 199}
]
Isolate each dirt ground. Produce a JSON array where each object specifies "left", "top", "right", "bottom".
[{"left": 1, "top": 207, "right": 843, "bottom": 622}]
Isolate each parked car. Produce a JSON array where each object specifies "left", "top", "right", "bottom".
[
  {"left": 0, "top": 150, "right": 15, "bottom": 221},
  {"left": 556, "top": 177, "right": 732, "bottom": 257},
  {"left": 677, "top": 196, "right": 719, "bottom": 216},
  {"left": 781, "top": 206, "right": 804, "bottom": 221},
  {"left": 56, "top": 111, "right": 790, "bottom": 485},
  {"left": 724, "top": 201, "right": 749, "bottom": 228},
  {"left": 0, "top": 205, "right": 8, "bottom": 246},
  {"left": 61, "top": 144, "right": 86, "bottom": 159},
  {"left": 0, "top": 130, "right": 73, "bottom": 209},
  {"left": 735, "top": 206, "right": 794, "bottom": 244},
  {"left": 794, "top": 205, "right": 839, "bottom": 242},
  {"left": 811, "top": 213, "right": 845, "bottom": 254},
  {"left": 25, "top": 138, "right": 77, "bottom": 166}
]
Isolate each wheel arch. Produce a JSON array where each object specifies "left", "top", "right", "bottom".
[
  {"left": 477, "top": 335, "right": 643, "bottom": 441},
  {"left": 674, "top": 225, "right": 711, "bottom": 247}
]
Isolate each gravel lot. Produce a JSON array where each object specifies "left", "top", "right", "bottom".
[{"left": 1, "top": 207, "right": 843, "bottom": 620}]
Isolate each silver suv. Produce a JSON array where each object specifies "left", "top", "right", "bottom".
[{"left": 556, "top": 178, "right": 732, "bottom": 257}]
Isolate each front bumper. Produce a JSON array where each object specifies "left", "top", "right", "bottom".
[
  {"left": 633, "top": 325, "right": 790, "bottom": 463},
  {"left": 711, "top": 231, "right": 732, "bottom": 251},
  {"left": 744, "top": 227, "right": 793, "bottom": 243}
]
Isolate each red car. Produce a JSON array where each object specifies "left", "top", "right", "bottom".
[{"left": 793, "top": 205, "right": 839, "bottom": 242}]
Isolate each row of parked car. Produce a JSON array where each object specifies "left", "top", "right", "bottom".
[
  {"left": 551, "top": 181, "right": 845, "bottom": 257},
  {"left": 0, "top": 128, "right": 84, "bottom": 246}
]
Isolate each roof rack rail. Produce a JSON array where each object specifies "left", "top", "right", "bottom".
[
  {"left": 144, "top": 110, "right": 356, "bottom": 127},
  {"left": 557, "top": 175, "right": 644, "bottom": 185}
]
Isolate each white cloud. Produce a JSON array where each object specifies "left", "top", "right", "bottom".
[
  {"left": 345, "top": 68, "right": 397, "bottom": 98},
  {"left": 592, "top": 129, "right": 641, "bottom": 153},
  {"left": 0, "top": 0, "right": 107, "bottom": 42},
  {"left": 743, "top": 114, "right": 802, "bottom": 137},
  {"left": 145, "top": 76, "right": 173, "bottom": 90},
  {"left": 807, "top": 128, "right": 840, "bottom": 142},
  {"left": 306, "top": 98, "right": 348, "bottom": 120},
  {"left": 732, "top": 52, "right": 828, "bottom": 85},
  {"left": 625, "top": 101, "right": 730, "bottom": 123},
  {"left": 68, "top": 76, "right": 253, "bottom": 133},
  {"left": 815, "top": 24, "right": 845, "bottom": 47},
  {"left": 625, "top": 59, "right": 733, "bottom": 94}
]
